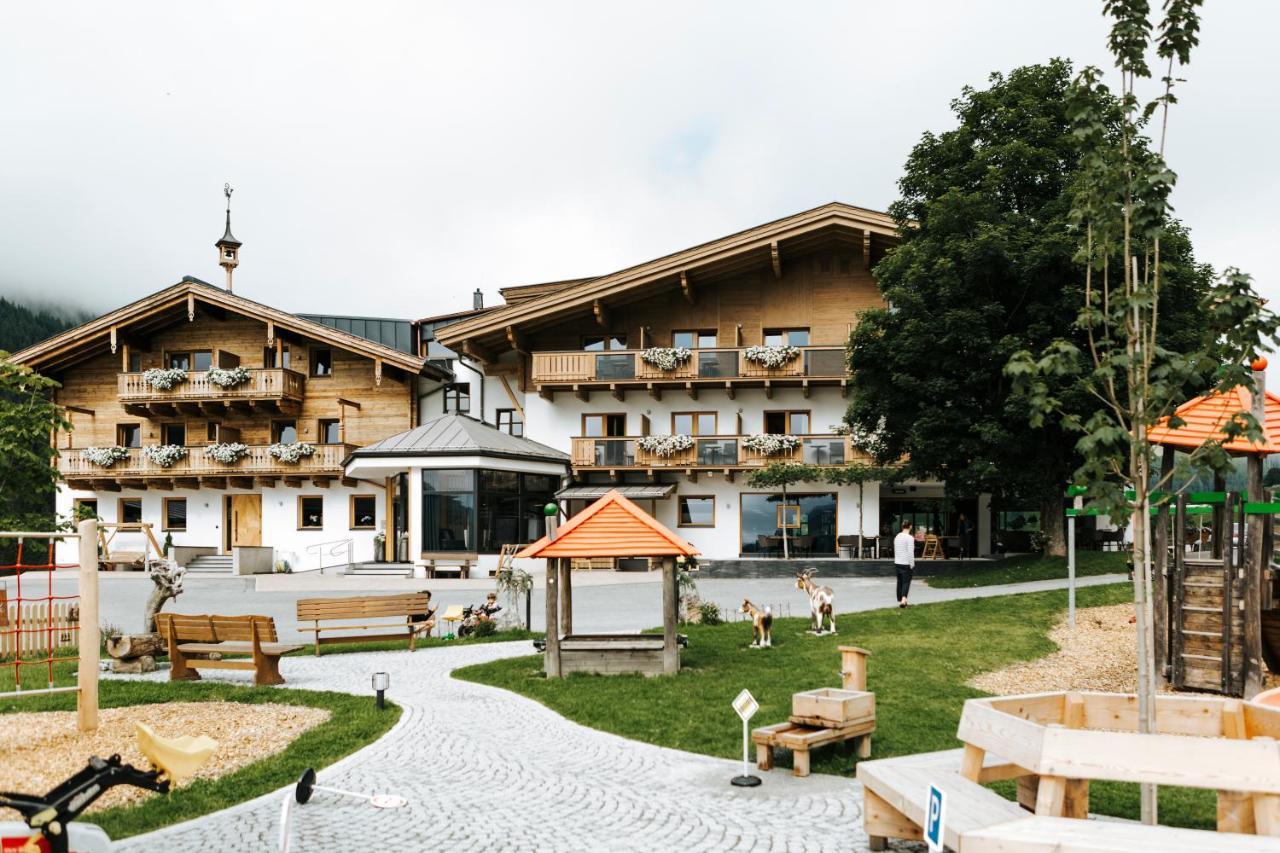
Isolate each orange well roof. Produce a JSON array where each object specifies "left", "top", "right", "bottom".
[
  {"left": 517, "top": 489, "right": 700, "bottom": 559},
  {"left": 1148, "top": 386, "right": 1280, "bottom": 455}
]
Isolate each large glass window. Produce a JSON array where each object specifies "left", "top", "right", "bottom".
[
  {"left": 273, "top": 420, "right": 298, "bottom": 444},
  {"left": 740, "top": 493, "right": 837, "bottom": 556},
  {"left": 679, "top": 496, "right": 715, "bottom": 527},
  {"left": 422, "top": 469, "right": 476, "bottom": 552},
  {"left": 193, "top": 350, "right": 213, "bottom": 372},
  {"left": 673, "top": 330, "right": 717, "bottom": 349},
  {"left": 764, "top": 411, "right": 810, "bottom": 434},
  {"left": 763, "top": 328, "right": 810, "bottom": 346},
  {"left": 672, "top": 413, "right": 716, "bottom": 435}
]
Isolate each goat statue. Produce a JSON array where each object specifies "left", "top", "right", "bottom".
[
  {"left": 740, "top": 599, "right": 773, "bottom": 648},
  {"left": 796, "top": 569, "right": 836, "bottom": 635}
]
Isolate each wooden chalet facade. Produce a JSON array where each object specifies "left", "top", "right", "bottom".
[{"left": 13, "top": 277, "right": 450, "bottom": 571}]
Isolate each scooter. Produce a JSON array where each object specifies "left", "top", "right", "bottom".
[{"left": 0, "top": 723, "right": 215, "bottom": 853}]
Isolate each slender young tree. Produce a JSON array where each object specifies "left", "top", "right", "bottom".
[
  {"left": 1007, "top": 0, "right": 1280, "bottom": 824},
  {"left": 823, "top": 463, "right": 897, "bottom": 557}
]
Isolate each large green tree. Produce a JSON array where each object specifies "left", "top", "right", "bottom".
[
  {"left": 845, "top": 59, "right": 1214, "bottom": 556},
  {"left": 0, "top": 356, "right": 68, "bottom": 560}
]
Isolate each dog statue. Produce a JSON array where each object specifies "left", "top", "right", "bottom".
[
  {"left": 796, "top": 569, "right": 836, "bottom": 635},
  {"left": 741, "top": 599, "right": 773, "bottom": 648}
]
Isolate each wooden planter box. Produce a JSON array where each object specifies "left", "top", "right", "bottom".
[{"left": 792, "top": 687, "right": 874, "bottom": 727}]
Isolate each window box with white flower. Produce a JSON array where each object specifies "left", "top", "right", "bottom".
[
  {"left": 742, "top": 434, "right": 801, "bottom": 456},
  {"left": 142, "top": 444, "right": 188, "bottom": 468},
  {"left": 81, "top": 446, "right": 131, "bottom": 468},
  {"left": 142, "top": 367, "right": 188, "bottom": 390},
  {"left": 742, "top": 345, "right": 800, "bottom": 369},
  {"left": 268, "top": 442, "right": 317, "bottom": 464},
  {"left": 639, "top": 347, "right": 693, "bottom": 372},
  {"left": 204, "top": 442, "right": 250, "bottom": 465},
  {"left": 206, "top": 366, "right": 251, "bottom": 389},
  {"left": 636, "top": 434, "right": 695, "bottom": 458}
]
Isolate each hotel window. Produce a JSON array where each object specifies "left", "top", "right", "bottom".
[
  {"left": 117, "top": 423, "right": 142, "bottom": 448},
  {"left": 127, "top": 353, "right": 143, "bottom": 373},
  {"left": 298, "top": 496, "right": 325, "bottom": 529},
  {"left": 582, "top": 414, "right": 626, "bottom": 437},
  {"left": 118, "top": 498, "right": 143, "bottom": 525},
  {"left": 318, "top": 419, "right": 341, "bottom": 444},
  {"left": 272, "top": 420, "right": 298, "bottom": 444},
  {"left": 496, "top": 408, "right": 523, "bottom": 437},
  {"left": 206, "top": 422, "right": 218, "bottom": 442},
  {"left": 422, "top": 469, "right": 475, "bottom": 552},
  {"left": 161, "top": 423, "right": 186, "bottom": 446},
  {"left": 264, "top": 344, "right": 291, "bottom": 369},
  {"left": 678, "top": 496, "right": 715, "bottom": 528},
  {"left": 763, "top": 328, "right": 810, "bottom": 346},
  {"left": 166, "top": 352, "right": 191, "bottom": 371},
  {"left": 443, "top": 382, "right": 471, "bottom": 414},
  {"left": 672, "top": 330, "right": 717, "bottom": 349},
  {"left": 350, "top": 495, "right": 376, "bottom": 529},
  {"left": 763, "top": 411, "right": 811, "bottom": 435},
  {"left": 310, "top": 348, "right": 333, "bottom": 377},
  {"left": 163, "top": 498, "right": 187, "bottom": 531},
  {"left": 582, "top": 334, "right": 628, "bottom": 351},
  {"left": 73, "top": 498, "right": 98, "bottom": 520},
  {"left": 672, "top": 412, "right": 717, "bottom": 435},
  {"left": 166, "top": 350, "right": 212, "bottom": 371}
]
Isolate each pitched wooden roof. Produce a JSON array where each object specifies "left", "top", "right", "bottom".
[
  {"left": 518, "top": 489, "right": 699, "bottom": 558},
  {"left": 10, "top": 277, "right": 449, "bottom": 378},
  {"left": 436, "top": 202, "right": 900, "bottom": 355},
  {"left": 1148, "top": 386, "right": 1280, "bottom": 455}
]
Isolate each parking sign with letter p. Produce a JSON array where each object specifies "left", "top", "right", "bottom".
[{"left": 925, "top": 784, "right": 945, "bottom": 852}]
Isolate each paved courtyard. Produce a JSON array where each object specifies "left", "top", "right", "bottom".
[{"left": 114, "top": 640, "right": 880, "bottom": 852}]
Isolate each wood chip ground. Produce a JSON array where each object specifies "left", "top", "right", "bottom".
[
  {"left": 970, "top": 603, "right": 1279, "bottom": 695},
  {"left": 0, "top": 701, "right": 330, "bottom": 812}
]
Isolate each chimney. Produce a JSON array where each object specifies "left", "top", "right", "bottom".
[{"left": 473, "top": 289, "right": 484, "bottom": 310}]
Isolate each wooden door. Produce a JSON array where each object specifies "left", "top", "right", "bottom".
[{"left": 230, "top": 494, "right": 262, "bottom": 547}]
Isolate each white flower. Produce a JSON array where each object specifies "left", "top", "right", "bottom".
[
  {"left": 206, "top": 366, "right": 251, "bottom": 388},
  {"left": 81, "top": 446, "right": 131, "bottom": 468},
  {"left": 637, "top": 434, "right": 695, "bottom": 457},
  {"left": 742, "top": 434, "right": 801, "bottom": 455},
  {"left": 268, "top": 442, "right": 317, "bottom": 463},
  {"left": 204, "top": 442, "right": 250, "bottom": 464},
  {"left": 743, "top": 345, "right": 801, "bottom": 369},
  {"left": 142, "top": 367, "right": 188, "bottom": 390},
  {"left": 143, "top": 444, "right": 188, "bottom": 468},
  {"left": 640, "top": 347, "right": 694, "bottom": 371}
]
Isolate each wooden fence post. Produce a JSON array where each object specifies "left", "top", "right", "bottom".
[{"left": 78, "top": 518, "right": 99, "bottom": 732}]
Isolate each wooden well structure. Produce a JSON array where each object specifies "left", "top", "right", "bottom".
[
  {"left": 1149, "top": 362, "right": 1280, "bottom": 697},
  {"left": 518, "top": 489, "right": 698, "bottom": 677}
]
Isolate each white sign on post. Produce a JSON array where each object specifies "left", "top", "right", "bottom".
[
  {"left": 925, "top": 784, "right": 946, "bottom": 853},
  {"left": 730, "top": 689, "right": 762, "bottom": 788}
]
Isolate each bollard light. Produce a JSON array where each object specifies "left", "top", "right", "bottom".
[{"left": 371, "top": 671, "right": 390, "bottom": 710}]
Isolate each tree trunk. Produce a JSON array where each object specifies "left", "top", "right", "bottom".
[
  {"left": 1041, "top": 493, "right": 1067, "bottom": 557},
  {"left": 781, "top": 485, "right": 790, "bottom": 560},
  {"left": 105, "top": 632, "right": 164, "bottom": 660},
  {"left": 858, "top": 482, "right": 865, "bottom": 558},
  {"left": 143, "top": 585, "right": 176, "bottom": 634}
]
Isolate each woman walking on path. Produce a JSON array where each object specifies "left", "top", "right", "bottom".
[{"left": 893, "top": 520, "right": 915, "bottom": 607}]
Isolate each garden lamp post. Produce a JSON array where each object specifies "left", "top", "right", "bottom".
[{"left": 372, "top": 671, "right": 390, "bottom": 710}]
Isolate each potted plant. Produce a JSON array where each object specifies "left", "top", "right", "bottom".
[
  {"left": 142, "top": 367, "right": 188, "bottom": 390},
  {"left": 639, "top": 347, "right": 693, "bottom": 371},
  {"left": 268, "top": 442, "right": 317, "bottom": 463},
  {"left": 742, "top": 434, "right": 801, "bottom": 455},
  {"left": 143, "top": 444, "right": 188, "bottom": 468},
  {"left": 81, "top": 446, "right": 131, "bottom": 468},
  {"left": 206, "top": 365, "right": 251, "bottom": 388},
  {"left": 204, "top": 442, "right": 250, "bottom": 464},
  {"left": 743, "top": 344, "right": 801, "bottom": 369},
  {"left": 637, "top": 434, "right": 695, "bottom": 457}
]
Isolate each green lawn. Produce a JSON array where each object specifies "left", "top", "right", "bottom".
[
  {"left": 925, "top": 550, "right": 1129, "bottom": 588},
  {"left": 455, "top": 584, "right": 1215, "bottom": 828}
]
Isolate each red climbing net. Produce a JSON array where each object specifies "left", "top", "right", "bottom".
[{"left": 2, "top": 535, "right": 79, "bottom": 693}]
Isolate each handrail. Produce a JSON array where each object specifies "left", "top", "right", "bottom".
[
  {"left": 303, "top": 538, "right": 353, "bottom": 574},
  {"left": 531, "top": 344, "right": 848, "bottom": 383}
]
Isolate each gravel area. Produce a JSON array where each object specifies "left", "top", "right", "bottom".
[
  {"left": 970, "top": 603, "right": 1140, "bottom": 695},
  {"left": 0, "top": 702, "right": 329, "bottom": 811}
]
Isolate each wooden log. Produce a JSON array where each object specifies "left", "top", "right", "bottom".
[{"left": 105, "top": 632, "right": 165, "bottom": 660}]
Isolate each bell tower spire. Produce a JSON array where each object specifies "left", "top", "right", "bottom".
[{"left": 216, "top": 183, "right": 242, "bottom": 292}]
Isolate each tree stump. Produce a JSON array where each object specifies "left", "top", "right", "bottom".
[
  {"left": 105, "top": 632, "right": 165, "bottom": 661},
  {"left": 111, "top": 655, "right": 156, "bottom": 674}
]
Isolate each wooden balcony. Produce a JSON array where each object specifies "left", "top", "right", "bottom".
[
  {"left": 59, "top": 443, "right": 354, "bottom": 490},
  {"left": 569, "top": 434, "right": 871, "bottom": 477},
  {"left": 118, "top": 368, "right": 305, "bottom": 416},
  {"left": 530, "top": 346, "right": 848, "bottom": 401}
]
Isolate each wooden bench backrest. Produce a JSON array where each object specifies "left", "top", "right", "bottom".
[
  {"left": 296, "top": 593, "right": 432, "bottom": 622},
  {"left": 156, "top": 612, "right": 280, "bottom": 644}
]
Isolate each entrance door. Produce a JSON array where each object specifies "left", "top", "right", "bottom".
[{"left": 227, "top": 494, "right": 262, "bottom": 550}]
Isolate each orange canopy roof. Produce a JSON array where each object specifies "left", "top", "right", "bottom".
[
  {"left": 1148, "top": 386, "right": 1280, "bottom": 455},
  {"left": 517, "top": 489, "right": 700, "bottom": 559}
]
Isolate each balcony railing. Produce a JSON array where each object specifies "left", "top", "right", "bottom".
[
  {"left": 59, "top": 443, "right": 352, "bottom": 480},
  {"left": 531, "top": 346, "right": 847, "bottom": 386},
  {"left": 118, "top": 368, "right": 305, "bottom": 404},
  {"left": 570, "top": 434, "right": 869, "bottom": 470}
]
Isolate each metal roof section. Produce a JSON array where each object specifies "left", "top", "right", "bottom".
[
  {"left": 556, "top": 484, "right": 676, "bottom": 500},
  {"left": 345, "top": 413, "right": 570, "bottom": 464},
  {"left": 296, "top": 313, "right": 415, "bottom": 354}
]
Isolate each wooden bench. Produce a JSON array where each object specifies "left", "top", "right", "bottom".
[
  {"left": 296, "top": 593, "right": 433, "bottom": 656},
  {"left": 964, "top": 815, "right": 1280, "bottom": 852},
  {"left": 753, "top": 717, "right": 874, "bottom": 777},
  {"left": 155, "top": 613, "right": 302, "bottom": 686}
]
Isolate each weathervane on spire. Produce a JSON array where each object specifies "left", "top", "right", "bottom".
[{"left": 216, "top": 182, "right": 242, "bottom": 292}]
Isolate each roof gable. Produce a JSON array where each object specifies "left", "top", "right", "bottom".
[
  {"left": 10, "top": 277, "right": 445, "bottom": 378},
  {"left": 436, "top": 202, "right": 899, "bottom": 354},
  {"left": 518, "top": 489, "right": 699, "bottom": 558}
]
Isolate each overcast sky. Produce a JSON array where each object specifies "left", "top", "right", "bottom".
[{"left": 1, "top": 2, "right": 1273, "bottom": 321}]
